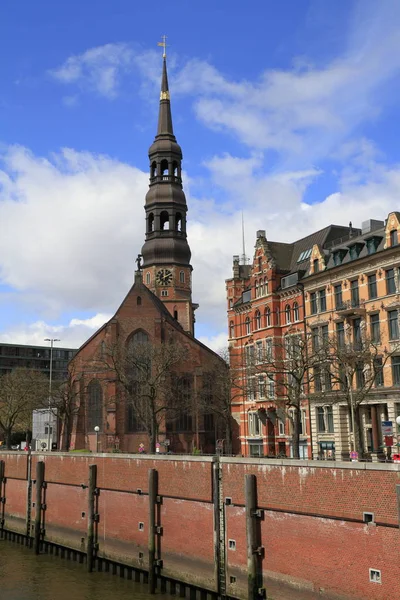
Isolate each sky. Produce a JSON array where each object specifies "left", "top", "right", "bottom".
[{"left": 1, "top": 0, "right": 400, "bottom": 352}]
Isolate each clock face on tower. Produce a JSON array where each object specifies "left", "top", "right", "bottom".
[{"left": 155, "top": 268, "right": 173, "bottom": 286}]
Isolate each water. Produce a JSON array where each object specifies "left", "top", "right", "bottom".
[{"left": 0, "top": 540, "right": 329, "bottom": 600}]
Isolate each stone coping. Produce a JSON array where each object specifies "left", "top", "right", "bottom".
[{"left": 1, "top": 451, "right": 399, "bottom": 471}]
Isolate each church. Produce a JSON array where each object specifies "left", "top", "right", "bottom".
[{"left": 68, "top": 54, "right": 225, "bottom": 454}]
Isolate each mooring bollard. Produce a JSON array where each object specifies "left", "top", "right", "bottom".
[
  {"left": 245, "top": 474, "right": 266, "bottom": 600},
  {"left": 34, "top": 461, "right": 45, "bottom": 555},
  {"left": 148, "top": 468, "right": 158, "bottom": 594},
  {"left": 87, "top": 464, "right": 97, "bottom": 573}
]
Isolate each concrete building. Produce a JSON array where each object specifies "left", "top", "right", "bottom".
[
  {"left": 32, "top": 408, "right": 58, "bottom": 451},
  {"left": 0, "top": 343, "right": 76, "bottom": 378}
]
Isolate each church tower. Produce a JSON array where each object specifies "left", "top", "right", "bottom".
[{"left": 141, "top": 54, "right": 197, "bottom": 335}]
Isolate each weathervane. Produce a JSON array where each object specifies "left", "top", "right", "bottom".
[{"left": 157, "top": 35, "right": 167, "bottom": 59}]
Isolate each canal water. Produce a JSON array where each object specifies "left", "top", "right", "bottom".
[{"left": 0, "top": 539, "right": 329, "bottom": 600}]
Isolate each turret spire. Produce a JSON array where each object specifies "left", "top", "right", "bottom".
[{"left": 157, "top": 56, "right": 174, "bottom": 138}]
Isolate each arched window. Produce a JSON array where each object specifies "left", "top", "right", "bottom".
[
  {"left": 229, "top": 321, "right": 234, "bottom": 338},
  {"left": 160, "top": 159, "right": 168, "bottom": 178},
  {"left": 129, "top": 330, "right": 149, "bottom": 346},
  {"left": 264, "top": 307, "right": 271, "bottom": 327},
  {"left": 245, "top": 317, "right": 251, "bottom": 335},
  {"left": 176, "top": 212, "right": 182, "bottom": 231},
  {"left": 293, "top": 302, "right": 299, "bottom": 322},
  {"left": 174, "top": 310, "right": 178, "bottom": 320},
  {"left": 151, "top": 162, "right": 157, "bottom": 178},
  {"left": 179, "top": 271, "right": 185, "bottom": 283},
  {"left": 87, "top": 380, "right": 103, "bottom": 432},
  {"left": 275, "top": 308, "right": 280, "bottom": 326},
  {"left": 255, "top": 281, "right": 259, "bottom": 298},
  {"left": 172, "top": 161, "right": 178, "bottom": 177},
  {"left": 264, "top": 277, "right": 269, "bottom": 294},
  {"left": 146, "top": 272, "right": 151, "bottom": 285},
  {"left": 255, "top": 310, "right": 261, "bottom": 329},
  {"left": 258, "top": 256, "right": 262, "bottom": 272},
  {"left": 137, "top": 296, "right": 142, "bottom": 306},
  {"left": 285, "top": 305, "right": 291, "bottom": 324},
  {"left": 148, "top": 213, "right": 154, "bottom": 233},
  {"left": 160, "top": 211, "right": 169, "bottom": 230}
]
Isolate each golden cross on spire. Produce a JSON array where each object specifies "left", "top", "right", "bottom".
[{"left": 157, "top": 35, "right": 167, "bottom": 59}]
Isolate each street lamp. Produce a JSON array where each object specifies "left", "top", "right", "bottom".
[
  {"left": 44, "top": 338, "right": 60, "bottom": 451},
  {"left": 94, "top": 426, "right": 100, "bottom": 453}
]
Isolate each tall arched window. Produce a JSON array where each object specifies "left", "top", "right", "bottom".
[
  {"left": 264, "top": 277, "right": 269, "bottom": 294},
  {"left": 151, "top": 162, "right": 157, "bottom": 178},
  {"left": 255, "top": 310, "right": 261, "bottom": 329},
  {"left": 229, "top": 321, "right": 234, "bottom": 338},
  {"left": 179, "top": 271, "right": 185, "bottom": 283},
  {"left": 160, "top": 159, "right": 168, "bottom": 177},
  {"left": 264, "top": 307, "right": 271, "bottom": 327},
  {"left": 87, "top": 380, "right": 103, "bottom": 432},
  {"left": 285, "top": 305, "right": 291, "bottom": 324},
  {"left": 148, "top": 213, "right": 154, "bottom": 233},
  {"left": 128, "top": 330, "right": 149, "bottom": 346},
  {"left": 293, "top": 302, "right": 299, "bottom": 322},
  {"left": 255, "top": 281, "right": 259, "bottom": 298},
  {"left": 176, "top": 212, "right": 182, "bottom": 231},
  {"left": 146, "top": 272, "right": 151, "bottom": 284},
  {"left": 245, "top": 317, "right": 251, "bottom": 335},
  {"left": 137, "top": 296, "right": 142, "bottom": 306}
]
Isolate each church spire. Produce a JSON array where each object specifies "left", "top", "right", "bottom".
[{"left": 157, "top": 57, "right": 174, "bottom": 138}]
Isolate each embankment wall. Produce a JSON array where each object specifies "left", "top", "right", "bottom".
[{"left": 0, "top": 452, "right": 399, "bottom": 600}]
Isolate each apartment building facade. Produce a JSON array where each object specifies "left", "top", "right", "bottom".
[{"left": 304, "top": 212, "right": 400, "bottom": 460}]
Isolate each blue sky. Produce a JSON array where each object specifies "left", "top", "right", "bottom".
[{"left": 1, "top": 0, "right": 400, "bottom": 350}]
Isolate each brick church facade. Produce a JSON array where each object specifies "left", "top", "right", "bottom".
[{"left": 68, "top": 56, "right": 224, "bottom": 454}]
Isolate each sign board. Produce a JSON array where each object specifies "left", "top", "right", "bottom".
[
  {"left": 381, "top": 421, "right": 393, "bottom": 436},
  {"left": 350, "top": 451, "right": 358, "bottom": 461},
  {"left": 385, "top": 436, "right": 394, "bottom": 447}
]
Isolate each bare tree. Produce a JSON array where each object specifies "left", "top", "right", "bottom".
[
  {"left": 234, "top": 330, "right": 326, "bottom": 459},
  {"left": 199, "top": 348, "right": 238, "bottom": 455},
  {"left": 98, "top": 336, "right": 192, "bottom": 453},
  {"left": 318, "top": 326, "right": 399, "bottom": 456},
  {"left": 0, "top": 368, "right": 48, "bottom": 448},
  {"left": 51, "top": 364, "right": 82, "bottom": 451}
]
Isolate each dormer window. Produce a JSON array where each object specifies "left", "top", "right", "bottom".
[
  {"left": 333, "top": 249, "right": 347, "bottom": 266},
  {"left": 390, "top": 230, "right": 398, "bottom": 247},
  {"left": 365, "top": 236, "right": 382, "bottom": 255},
  {"left": 313, "top": 259, "right": 319, "bottom": 273},
  {"left": 348, "top": 242, "right": 364, "bottom": 260}
]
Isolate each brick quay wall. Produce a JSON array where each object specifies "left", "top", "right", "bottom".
[{"left": 0, "top": 452, "right": 399, "bottom": 600}]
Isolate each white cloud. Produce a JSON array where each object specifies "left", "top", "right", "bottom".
[
  {"left": 0, "top": 313, "right": 111, "bottom": 349},
  {"left": 198, "top": 332, "right": 228, "bottom": 353}
]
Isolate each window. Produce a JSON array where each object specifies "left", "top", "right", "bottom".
[
  {"left": 374, "top": 357, "right": 384, "bottom": 387},
  {"left": 388, "top": 309, "right": 399, "bottom": 340},
  {"left": 255, "top": 310, "right": 261, "bottom": 330},
  {"left": 87, "top": 380, "right": 103, "bottom": 432},
  {"left": 264, "top": 278, "right": 269, "bottom": 295},
  {"left": 334, "top": 284, "right": 343, "bottom": 309},
  {"left": 137, "top": 296, "right": 142, "bottom": 306},
  {"left": 161, "top": 290, "right": 168, "bottom": 297},
  {"left": 179, "top": 271, "right": 185, "bottom": 283},
  {"left": 370, "top": 314, "right": 380, "bottom": 343},
  {"left": 255, "top": 281, "right": 259, "bottom": 298},
  {"left": 349, "top": 244, "right": 363, "bottom": 260},
  {"left": 229, "top": 321, "right": 234, "bottom": 338},
  {"left": 350, "top": 279, "right": 359, "bottom": 307},
  {"left": 203, "top": 413, "right": 214, "bottom": 431},
  {"left": 313, "top": 258, "right": 319, "bottom": 273},
  {"left": 390, "top": 229, "right": 398, "bottom": 247},
  {"left": 146, "top": 272, "right": 151, "bottom": 284},
  {"left": 258, "top": 376, "right": 265, "bottom": 398},
  {"left": 126, "top": 405, "right": 146, "bottom": 432},
  {"left": 355, "top": 362, "right": 365, "bottom": 389},
  {"left": 386, "top": 268, "right": 396, "bottom": 295},
  {"left": 258, "top": 256, "right": 262, "bottom": 272},
  {"left": 264, "top": 307, "right": 271, "bottom": 327},
  {"left": 326, "top": 406, "right": 334, "bottom": 433},
  {"left": 353, "top": 318, "right": 362, "bottom": 349},
  {"left": 316, "top": 407, "right": 325, "bottom": 432},
  {"left": 392, "top": 356, "right": 400, "bottom": 386},
  {"left": 321, "top": 325, "right": 329, "bottom": 344},
  {"left": 311, "top": 328, "right": 319, "bottom": 351},
  {"left": 285, "top": 305, "right": 291, "bottom": 324},
  {"left": 256, "top": 340, "right": 263, "bottom": 363},
  {"left": 310, "top": 292, "right": 317, "bottom": 315},
  {"left": 278, "top": 419, "right": 285, "bottom": 436},
  {"left": 265, "top": 338, "right": 273, "bottom": 361},
  {"left": 368, "top": 274, "right": 377, "bottom": 299},
  {"left": 323, "top": 366, "right": 332, "bottom": 392},
  {"left": 245, "top": 317, "right": 251, "bottom": 335},
  {"left": 319, "top": 289, "right": 327, "bottom": 312},
  {"left": 314, "top": 366, "right": 322, "bottom": 392},
  {"left": 248, "top": 412, "right": 261, "bottom": 437},
  {"left": 293, "top": 302, "right": 299, "bottom": 322},
  {"left": 267, "top": 374, "right": 275, "bottom": 398}
]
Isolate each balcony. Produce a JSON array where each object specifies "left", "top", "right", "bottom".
[{"left": 336, "top": 299, "right": 366, "bottom": 317}]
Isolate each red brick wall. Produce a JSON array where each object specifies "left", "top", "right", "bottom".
[{"left": 2, "top": 453, "right": 400, "bottom": 600}]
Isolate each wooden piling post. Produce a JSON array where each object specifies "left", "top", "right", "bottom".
[
  {"left": 148, "top": 468, "right": 158, "bottom": 594},
  {"left": 0, "top": 460, "right": 5, "bottom": 537},
  {"left": 245, "top": 474, "right": 265, "bottom": 600},
  {"left": 34, "top": 461, "right": 45, "bottom": 555},
  {"left": 87, "top": 464, "right": 97, "bottom": 573}
]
